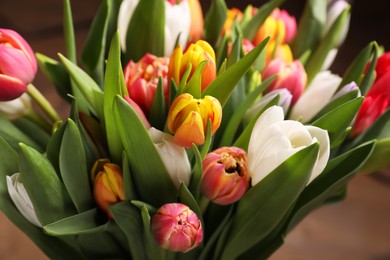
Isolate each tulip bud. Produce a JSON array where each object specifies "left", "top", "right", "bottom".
[
  {"left": 6, "top": 173, "right": 42, "bottom": 227},
  {"left": 167, "top": 93, "right": 222, "bottom": 147},
  {"left": 263, "top": 58, "right": 307, "bottom": 105},
  {"left": 0, "top": 28, "right": 37, "bottom": 101},
  {"left": 151, "top": 203, "right": 203, "bottom": 252},
  {"left": 201, "top": 147, "right": 249, "bottom": 205},
  {"left": 324, "top": 0, "right": 350, "bottom": 47},
  {"left": 0, "top": 93, "right": 31, "bottom": 120},
  {"left": 222, "top": 8, "right": 243, "bottom": 37},
  {"left": 188, "top": 0, "right": 204, "bottom": 42},
  {"left": 148, "top": 127, "right": 191, "bottom": 188},
  {"left": 123, "top": 96, "right": 151, "bottom": 129},
  {"left": 168, "top": 40, "right": 216, "bottom": 92},
  {"left": 124, "top": 53, "right": 169, "bottom": 116},
  {"left": 92, "top": 159, "right": 125, "bottom": 217},
  {"left": 331, "top": 81, "right": 360, "bottom": 101},
  {"left": 371, "top": 51, "right": 390, "bottom": 83}
]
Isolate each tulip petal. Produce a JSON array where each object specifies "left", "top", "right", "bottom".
[
  {"left": 0, "top": 74, "right": 27, "bottom": 101},
  {"left": 0, "top": 93, "right": 31, "bottom": 119},
  {"left": 173, "top": 111, "right": 205, "bottom": 147}
]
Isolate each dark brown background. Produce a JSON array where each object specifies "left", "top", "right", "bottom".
[{"left": 1, "top": 0, "right": 390, "bottom": 259}]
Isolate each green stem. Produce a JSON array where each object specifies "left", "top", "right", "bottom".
[
  {"left": 24, "top": 109, "right": 52, "bottom": 133},
  {"left": 27, "top": 83, "right": 62, "bottom": 123},
  {"left": 199, "top": 196, "right": 210, "bottom": 214}
]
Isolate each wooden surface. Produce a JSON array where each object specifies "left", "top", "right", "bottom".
[{"left": 1, "top": 0, "right": 390, "bottom": 259}]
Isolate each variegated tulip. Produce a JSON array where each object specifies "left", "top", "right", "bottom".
[
  {"left": 0, "top": 29, "right": 37, "bottom": 101},
  {"left": 148, "top": 127, "right": 191, "bottom": 188},
  {"left": 92, "top": 159, "right": 125, "bottom": 217},
  {"left": 151, "top": 203, "right": 203, "bottom": 252},
  {"left": 167, "top": 93, "right": 222, "bottom": 147},
  {"left": 248, "top": 106, "right": 330, "bottom": 186},
  {"left": 263, "top": 58, "right": 307, "bottom": 105},
  {"left": 7, "top": 173, "right": 42, "bottom": 227},
  {"left": 201, "top": 147, "right": 249, "bottom": 205},
  {"left": 168, "top": 40, "right": 216, "bottom": 92},
  {"left": 0, "top": 93, "right": 31, "bottom": 120},
  {"left": 124, "top": 53, "right": 169, "bottom": 116}
]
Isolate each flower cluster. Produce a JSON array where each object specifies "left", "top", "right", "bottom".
[{"left": 0, "top": 0, "right": 389, "bottom": 259}]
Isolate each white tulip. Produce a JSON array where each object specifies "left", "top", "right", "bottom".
[
  {"left": 6, "top": 173, "right": 42, "bottom": 227},
  {"left": 118, "top": 0, "right": 191, "bottom": 56},
  {"left": 148, "top": 127, "right": 191, "bottom": 188},
  {"left": 248, "top": 106, "right": 330, "bottom": 186},
  {"left": 290, "top": 70, "right": 342, "bottom": 123},
  {"left": 0, "top": 93, "right": 31, "bottom": 120}
]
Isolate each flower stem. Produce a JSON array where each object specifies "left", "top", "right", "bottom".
[
  {"left": 27, "top": 83, "right": 61, "bottom": 123},
  {"left": 24, "top": 109, "right": 52, "bottom": 133},
  {"left": 199, "top": 196, "right": 210, "bottom": 214}
]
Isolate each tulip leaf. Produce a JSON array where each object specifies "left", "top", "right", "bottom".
[
  {"left": 109, "top": 202, "right": 147, "bottom": 260},
  {"left": 36, "top": 53, "right": 72, "bottom": 102},
  {"left": 311, "top": 97, "right": 363, "bottom": 145},
  {"left": 18, "top": 143, "right": 76, "bottom": 226},
  {"left": 219, "top": 76, "right": 275, "bottom": 147},
  {"left": 183, "top": 61, "right": 207, "bottom": 99},
  {"left": 204, "top": 0, "right": 227, "bottom": 47},
  {"left": 179, "top": 63, "right": 193, "bottom": 93},
  {"left": 221, "top": 143, "right": 319, "bottom": 259},
  {"left": 43, "top": 208, "right": 106, "bottom": 236},
  {"left": 359, "top": 139, "right": 390, "bottom": 173},
  {"left": 179, "top": 183, "right": 202, "bottom": 222},
  {"left": 104, "top": 31, "right": 124, "bottom": 164},
  {"left": 149, "top": 77, "right": 167, "bottom": 131},
  {"left": 59, "top": 119, "right": 94, "bottom": 213},
  {"left": 216, "top": 36, "right": 228, "bottom": 70},
  {"left": 338, "top": 41, "right": 377, "bottom": 92},
  {"left": 200, "top": 119, "right": 213, "bottom": 159},
  {"left": 226, "top": 35, "right": 242, "bottom": 68},
  {"left": 202, "top": 37, "right": 269, "bottom": 107},
  {"left": 360, "top": 43, "right": 379, "bottom": 95},
  {"left": 125, "top": 0, "right": 165, "bottom": 62},
  {"left": 13, "top": 117, "right": 50, "bottom": 149},
  {"left": 113, "top": 96, "right": 177, "bottom": 207},
  {"left": 63, "top": 0, "right": 76, "bottom": 63},
  {"left": 59, "top": 54, "right": 103, "bottom": 116},
  {"left": 286, "top": 141, "right": 375, "bottom": 232},
  {"left": 189, "top": 144, "right": 203, "bottom": 200},
  {"left": 241, "top": 0, "right": 286, "bottom": 41},
  {"left": 291, "top": 0, "right": 326, "bottom": 58},
  {"left": 122, "top": 152, "right": 138, "bottom": 201},
  {"left": 305, "top": 7, "right": 350, "bottom": 84}
]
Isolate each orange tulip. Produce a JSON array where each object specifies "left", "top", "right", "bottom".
[{"left": 188, "top": 0, "right": 204, "bottom": 42}]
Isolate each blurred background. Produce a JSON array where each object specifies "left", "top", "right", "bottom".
[{"left": 1, "top": 0, "right": 390, "bottom": 259}]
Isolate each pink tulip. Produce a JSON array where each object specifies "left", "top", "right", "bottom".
[
  {"left": 262, "top": 58, "right": 307, "bottom": 105},
  {"left": 0, "top": 29, "right": 37, "bottom": 101},
  {"left": 201, "top": 147, "right": 249, "bottom": 205},
  {"left": 151, "top": 203, "right": 203, "bottom": 252},
  {"left": 124, "top": 53, "right": 169, "bottom": 116},
  {"left": 123, "top": 96, "right": 151, "bottom": 129}
]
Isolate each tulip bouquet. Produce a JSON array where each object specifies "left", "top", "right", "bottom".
[{"left": 1, "top": 0, "right": 389, "bottom": 259}]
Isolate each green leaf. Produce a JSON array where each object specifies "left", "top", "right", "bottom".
[
  {"left": 18, "top": 144, "right": 76, "bottom": 226},
  {"left": 291, "top": 0, "right": 326, "bottom": 58},
  {"left": 178, "top": 183, "right": 202, "bottom": 222},
  {"left": 104, "top": 31, "right": 124, "bottom": 164},
  {"left": 226, "top": 35, "right": 242, "bottom": 68},
  {"left": 149, "top": 77, "right": 167, "bottom": 131},
  {"left": 221, "top": 143, "right": 320, "bottom": 259},
  {"left": 305, "top": 7, "right": 350, "bottom": 84},
  {"left": 63, "top": 0, "right": 76, "bottom": 63},
  {"left": 286, "top": 141, "right": 375, "bottom": 232},
  {"left": 60, "top": 119, "right": 94, "bottom": 212},
  {"left": 241, "top": 0, "right": 286, "bottom": 41},
  {"left": 46, "top": 122, "right": 67, "bottom": 175},
  {"left": 113, "top": 96, "right": 177, "bottom": 207},
  {"left": 338, "top": 41, "right": 377, "bottom": 91},
  {"left": 109, "top": 202, "right": 147, "bottom": 260},
  {"left": 219, "top": 76, "right": 274, "bottom": 147},
  {"left": 311, "top": 97, "right": 363, "bottom": 145},
  {"left": 360, "top": 43, "right": 378, "bottom": 95},
  {"left": 13, "top": 117, "right": 50, "bottom": 149},
  {"left": 43, "top": 208, "right": 106, "bottom": 236},
  {"left": 189, "top": 144, "right": 203, "bottom": 200},
  {"left": 200, "top": 120, "right": 213, "bottom": 159},
  {"left": 122, "top": 152, "right": 138, "bottom": 201},
  {"left": 359, "top": 139, "right": 390, "bottom": 173},
  {"left": 202, "top": 37, "right": 269, "bottom": 107},
  {"left": 125, "top": 0, "right": 165, "bottom": 62},
  {"left": 183, "top": 61, "right": 207, "bottom": 98},
  {"left": 203, "top": 0, "right": 227, "bottom": 47}
]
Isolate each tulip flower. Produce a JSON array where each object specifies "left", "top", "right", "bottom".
[
  {"left": 222, "top": 8, "right": 243, "bottom": 37},
  {"left": 167, "top": 93, "right": 222, "bottom": 147},
  {"left": 248, "top": 106, "right": 330, "bottom": 186},
  {"left": 124, "top": 53, "right": 169, "bottom": 116},
  {"left": 188, "top": 0, "right": 204, "bottom": 42},
  {"left": 151, "top": 203, "right": 203, "bottom": 252},
  {"left": 0, "top": 28, "right": 37, "bottom": 101},
  {"left": 0, "top": 93, "right": 31, "bottom": 120},
  {"left": 201, "top": 147, "right": 249, "bottom": 205},
  {"left": 371, "top": 51, "right": 390, "bottom": 82},
  {"left": 123, "top": 96, "right": 151, "bottom": 128},
  {"left": 92, "top": 159, "right": 125, "bottom": 217},
  {"left": 262, "top": 58, "right": 307, "bottom": 105},
  {"left": 148, "top": 127, "right": 191, "bottom": 188},
  {"left": 324, "top": 0, "right": 350, "bottom": 47},
  {"left": 168, "top": 40, "right": 216, "bottom": 92},
  {"left": 118, "top": 0, "right": 191, "bottom": 56},
  {"left": 6, "top": 173, "right": 42, "bottom": 227},
  {"left": 290, "top": 70, "right": 342, "bottom": 123}
]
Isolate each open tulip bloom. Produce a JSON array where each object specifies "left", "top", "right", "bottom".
[{"left": 0, "top": 0, "right": 389, "bottom": 259}]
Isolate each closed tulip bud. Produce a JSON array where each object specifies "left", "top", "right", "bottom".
[
  {"left": 201, "top": 147, "right": 249, "bottom": 205},
  {"left": 331, "top": 81, "right": 360, "bottom": 101},
  {"left": 324, "top": 0, "right": 350, "bottom": 47},
  {"left": 264, "top": 41, "right": 293, "bottom": 64},
  {"left": 263, "top": 58, "right": 307, "bottom": 105},
  {"left": 0, "top": 93, "right": 31, "bottom": 120},
  {"left": 92, "top": 159, "right": 125, "bottom": 217},
  {"left": 167, "top": 93, "right": 222, "bottom": 147},
  {"left": 123, "top": 96, "right": 151, "bottom": 129},
  {"left": 151, "top": 203, "right": 203, "bottom": 252},
  {"left": 0, "top": 29, "right": 37, "bottom": 101},
  {"left": 188, "top": 0, "right": 204, "bottom": 42},
  {"left": 168, "top": 40, "right": 216, "bottom": 92},
  {"left": 124, "top": 53, "right": 169, "bottom": 116}
]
